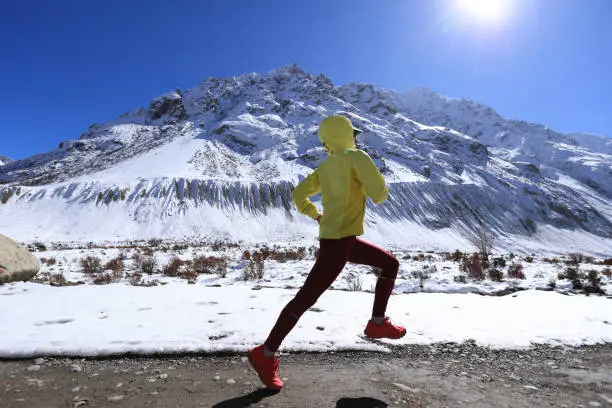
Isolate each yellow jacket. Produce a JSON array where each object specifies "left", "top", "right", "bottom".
[{"left": 292, "top": 116, "right": 389, "bottom": 239}]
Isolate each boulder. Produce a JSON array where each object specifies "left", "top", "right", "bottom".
[{"left": 0, "top": 234, "right": 40, "bottom": 284}]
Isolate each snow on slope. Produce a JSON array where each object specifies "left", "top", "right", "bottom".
[
  {"left": 0, "top": 65, "right": 611, "bottom": 254},
  {"left": 372, "top": 86, "right": 612, "bottom": 198}
]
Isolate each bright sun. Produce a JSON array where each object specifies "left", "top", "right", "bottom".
[{"left": 457, "top": 0, "right": 511, "bottom": 23}]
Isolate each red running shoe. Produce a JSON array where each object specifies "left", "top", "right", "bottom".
[
  {"left": 364, "top": 317, "right": 407, "bottom": 339},
  {"left": 247, "top": 345, "right": 283, "bottom": 389}
]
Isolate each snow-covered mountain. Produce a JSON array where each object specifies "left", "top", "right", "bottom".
[
  {"left": 1, "top": 64, "right": 611, "bottom": 254},
  {"left": 0, "top": 155, "right": 12, "bottom": 166}
]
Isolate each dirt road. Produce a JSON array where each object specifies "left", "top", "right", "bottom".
[{"left": 1, "top": 343, "right": 611, "bottom": 407}]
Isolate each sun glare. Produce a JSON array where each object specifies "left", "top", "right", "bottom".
[{"left": 457, "top": 0, "right": 511, "bottom": 23}]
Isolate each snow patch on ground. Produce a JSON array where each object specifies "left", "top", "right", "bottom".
[{"left": 0, "top": 283, "right": 610, "bottom": 358}]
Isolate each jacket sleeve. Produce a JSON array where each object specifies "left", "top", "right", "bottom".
[
  {"left": 291, "top": 170, "right": 322, "bottom": 219},
  {"left": 352, "top": 150, "right": 389, "bottom": 204}
]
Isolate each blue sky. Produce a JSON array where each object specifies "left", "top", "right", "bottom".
[{"left": 1, "top": 0, "right": 611, "bottom": 159}]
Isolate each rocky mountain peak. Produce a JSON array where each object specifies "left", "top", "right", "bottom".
[
  {"left": 0, "top": 66, "right": 610, "bottom": 252},
  {"left": 0, "top": 155, "right": 13, "bottom": 166}
]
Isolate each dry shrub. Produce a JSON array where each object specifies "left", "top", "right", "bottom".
[
  {"left": 128, "top": 273, "right": 143, "bottom": 286},
  {"left": 244, "top": 251, "right": 265, "bottom": 281},
  {"left": 309, "top": 246, "right": 319, "bottom": 259},
  {"left": 558, "top": 265, "right": 584, "bottom": 289},
  {"left": 601, "top": 258, "right": 612, "bottom": 266},
  {"left": 602, "top": 268, "right": 612, "bottom": 278},
  {"left": 453, "top": 274, "right": 467, "bottom": 284},
  {"left": 411, "top": 268, "right": 430, "bottom": 280},
  {"left": 81, "top": 256, "right": 102, "bottom": 274},
  {"left": 133, "top": 254, "right": 156, "bottom": 274},
  {"left": 50, "top": 273, "right": 66, "bottom": 286},
  {"left": 480, "top": 256, "right": 490, "bottom": 270},
  {"left": 40, "top": 257, "right": 57, "bottom": 266},
  {"left": 105, "top": 257, "right": 124, "bottom": 273},
  {"left": 163, "top": 257, "right": 187, "bottom": 277},
  {"left": 104, "top": 257, "right": 124, "bottom": 281},
  {"left": 268, "top": 247, "right": 307, "bottom": 263},
  {"left": 132, "top": 253, "right": 143, "bottom": 268},
  {"left": 345, "top": 275, "right": 363, "bottom": 291},
  {"left": 466, "top": 225, "right": 495, "bottom": 259},
  {"left": 451, "top": 250, "right": 464, "bottom": 262},
  {"left": 251, "top": 251, "right": 265, "bottom": 279},
  {"left": 148, "top": 238, "right": 162, "bottom": 247},
  {"left": 488, "top": 268, "right": 504, "bottom": 282},
  {"left": 584, "top": 270, "right": 604, "bottom": 294},
  {"left": 140, "top": 256, "right": 156, "bottom": 274},
  {"left": 492, "top": 257, "right": 506, "bottom": 268},
  {"left": 32, "top": 241, "right": 47, "bottom": 251},
  {"left": 243, "top": 266, "right": 254, "bottom": 281},
  {"left": 412, "top": 265, "right": 433, "bottom": 288},
  {"left": 459, "top": 256, "right": 469, "bottom": 274},
  {"left": 443, "top": 250, "right": 463, "bottom": 261},
  {"left": 567, "top": 253, "right": 584, "bottom": 265},
  {"left": 211, "top": 240, "right": 240, "bottom": 252},
  {"left": 93, "top": 273, "right": 113, "bottom": 285},
  {"left": 256, "top": 247, "right": 272, "bottom": 259},
  {"left": 460, "top": 254, "right": 485, "bottom": 281},
  {"left": 193, "top": 255, "right": 228, "bottom": 277},
  {"left": 507, "top": 263, "right": 526, "bottom": 280},
  {"left": 237, "top": 246, "right": 309, "bottom": 279},
  {"left": 543, "top": 257, "right": 559, "bottom": 264},
  {"left": 211, "top": 241, "right": 225, "bottom": 252},
  {"left": 181, "top": 270, "right": 198, "bottom": 283}
]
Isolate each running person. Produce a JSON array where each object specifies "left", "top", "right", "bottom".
[{"left": 248, "top": 115, "right": 406, "bottom": 389}]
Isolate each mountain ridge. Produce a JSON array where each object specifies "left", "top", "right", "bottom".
[
  {"left": 1, "top": 64, "right": 610, "bottom": 253},
  {"left": 0, "top": 155, "right": 12, "bottom": 166}
]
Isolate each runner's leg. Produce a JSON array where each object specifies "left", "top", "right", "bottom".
[
  {"left": 263, "top": 236, "right": 357, "bottom": 352},
  {"left": 348, "top": 238, "right": 399, "bottom": 318}
]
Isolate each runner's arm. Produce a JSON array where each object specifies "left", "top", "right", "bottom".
[{"left": 292, "top": 170, "right": 322, "bottom": 219}]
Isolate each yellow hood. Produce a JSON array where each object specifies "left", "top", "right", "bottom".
[
  {"left": 318, "top": 115, "right": 355, "bottom": 153},
  {"left": 293, "top": 115, "right": 389, "bottom": 239}
]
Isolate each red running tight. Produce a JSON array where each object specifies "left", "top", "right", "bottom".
[{"left": 264, "top": 236, "right": 399, "bottom": 352}]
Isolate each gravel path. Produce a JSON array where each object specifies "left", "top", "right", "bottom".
[{"left": 1, "top": 343, "right": 611, "bottom": 407}]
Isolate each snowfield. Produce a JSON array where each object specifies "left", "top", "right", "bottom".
[
  {"left": 1, "top": 281, "right": 611, "bottom": 358},
  {"left": 1, "top": 241, "right": 610, "bottom": 358}
]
